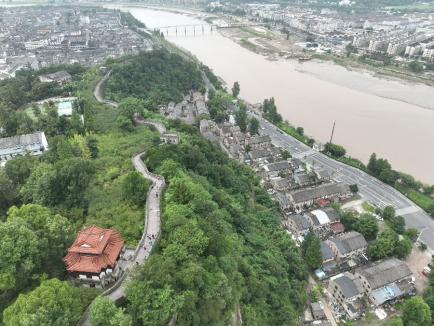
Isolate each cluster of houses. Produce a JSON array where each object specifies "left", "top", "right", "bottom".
[
  {"left": 194, "top": 109, "right": 416, "bottom": 323},
  {"left": 160, "top": 91, "right": 208, "bottom": 125}
]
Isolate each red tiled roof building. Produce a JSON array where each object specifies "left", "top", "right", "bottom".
[{"left": 64, "top": 226, "right": 125, "bottom": 288}]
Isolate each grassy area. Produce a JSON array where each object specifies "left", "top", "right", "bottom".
[
  {"left": 362, "top": 201, "right": 375, "bottom": 213},
  {"left": 240, "top": 26, "right": 273, "bottom": 39},
  {"left": 277, "top": 121, "right": 311, "bottom": 145},
  {"left": 85, "top": 126, "right": 157, "bottom": 246},
  {"left": 407, "top": 190, "right": 434, "bottom": 212}
]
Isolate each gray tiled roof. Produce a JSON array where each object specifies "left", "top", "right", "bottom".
[
  {"left": 321, "top": 242, "right": 335, "bottom": 261},
  {"left": 247, "top": 135, "right": 271, "bottom": 145},
  {"left": 291, "top": 214, "right": 311, "bottom": 231},
  {"left": 330, "top": 231, "right": 367, "bottom": 255},
  {"left": 356, "top": 258, "right": 412, "bottom": 290},
  {"left": 289, "top": 182, "right": 351, "bottom": 204},
  {"left": 265, "top": 160, "right": 291, "bottom": 172},
  {"left": 249, "top": 148, "right": 270, "bottom": 160},
  {"left": 334, "top": 272, "right": 364, "bottom": 298}
]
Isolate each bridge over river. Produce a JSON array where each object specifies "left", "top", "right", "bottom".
[{"left": 155, "top": 22, "right": 265, "bottom": 36}]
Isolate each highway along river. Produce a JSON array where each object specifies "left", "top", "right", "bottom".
[{"left": 112, "top": 6, "right": 434, "bottom": 184}]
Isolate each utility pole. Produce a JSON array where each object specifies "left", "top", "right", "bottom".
[{"left": 329, "top": 121, "right": 336, "bottom": 144}]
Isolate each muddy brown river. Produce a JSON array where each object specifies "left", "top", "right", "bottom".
[{"left": 114, "top": 6, "right": 434, "bottom": 184}]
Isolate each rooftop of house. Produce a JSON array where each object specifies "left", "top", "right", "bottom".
[
  {"left": 264, "top": 160, "right": 291, "bottom": 172},
  {"left": 40, "top": 70, "right": 71, "bottom": 81},
  {"left": 290, "top": 214, "right": 312, "bottom": 231},
  {"left": 289, "top": 182, "right": 351, "bottom": 204},
  {"left": 0, "top": 131, "right": 47, "bottom": 150},
  {"left": 249, "top": 148, "right": 271, "bottom": 160},
  {"left": 321, "top": 241, "right": 335, "bottom": 262},
  {"left": 333, "top": 272, "right": 364, "bottom": 299},
  {"left": 355, "top": 258, "right": 412, "bottom": 290},
  {"left": 64, "top": 225, "right": 124, "bottom": 274},
  {"left": 247, "top": 134, "right": 271, "bottom": 145},
  {"left": 329, "top": 231, "right": 368, "bottom": 255}
]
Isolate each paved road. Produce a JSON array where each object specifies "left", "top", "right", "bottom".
[
  {"left": 93, "top": 71, "right": 119, "bottom": 108},
  {"left": 250, "top": 112, "right": 434, "bottom": 251},
  {"left": 78, "top": 76, "right": 167, "bottom": 326}
]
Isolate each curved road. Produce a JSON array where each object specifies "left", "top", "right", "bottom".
[
  {"left": 78, "top": 73, "right": 167, "bottom": 326},
  {"left": 250, "top": 111, "right": 434, "bottom": 252}
]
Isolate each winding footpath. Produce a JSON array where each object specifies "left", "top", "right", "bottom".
[{"left": 78, "top": 73, "right": 167, "bottom": 326}]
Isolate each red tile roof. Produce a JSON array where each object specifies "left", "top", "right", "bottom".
[
  {"left": 331, "top": 222, "right": 345, "bottom": 234},
  {"left": 64, "top": 226, "right": 124, "bottom": 274}
]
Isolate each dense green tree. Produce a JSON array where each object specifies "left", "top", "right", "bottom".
[
  {"left": 405, "top": 228, "right": 419, "bottom": 242},
  {"left": 281, "top": 149, "right": 291, "bottom": 160},
  {"left": 0, "top": 220, "right": 40, "bottom": 292},
  {"left": 90, "top": 297, "right": 132, "bottom": 326},
  {"left": 127, "top": 282, "right": 185, "bottom": 326},
  {"left": 324, "top": 143, "right": 346, "bottom": 158},
  {"left": 353, "top": 214, "right": 379, "bottom": 240},
  {"left": 382, "top": 205, "right": 396, "bottom": 220},
  {"left": 262, "top": 98, "right": 282, "bottom": 124},
  {"left": 235, "top": 106, "right": 248, "bottom": 132},
  {"left": 105, "top": 50, "right": 204, "bottom": 108},
  {"left": 402, "top": 296, "right": 431, "bottom": 326},
  {"left": 368, "top": 229, "right": 398, "bottom": 260},
  {"left": 248, "top": 117, "right": 259, "bottom": 135},
  {"left": 116, "top": 115, "right": 134, "bottom": 132},
  {"left": 0, "top": 171, "right": 17, "bottom": 217},
  {"left": 3, "top": 279, "right": 86, "bottom": 326},
  {"left": 340, "top": 210, "right": 358, "bottom": 230},
  {"left": 408, "top": 61, "right": 424, "bottom": 73},
  {"left": 301, "top": 232, "right": 322, "bottom": 270},
  {"left": 121, "top": 171, "right": 150, "bottom": 207},
  {"left": 20, "top": 163, "right": 56, "bottom": 205},
  {"left": 350, "top": 184, "right": 359, "bottom": 193},
  {"left": 7, "top": 204, "right": 73, "bottom": 272},
  {"left": 232, "top": 81, "right": 240, "bottom": 97},
  {"left": 389, "top": 318, "right": 404, "bottom": 326},
  {"left": 390, "top": 215, "right": 406, "bottom": 234},
  {"left": 4, "top": 155, "right": 35, "bottom": 187},
  {"left": 207, "top": 91, "right": 232, "bottom": 123},
  {"left": 394, "top": 236, "right": 412, "bottom": 259}
]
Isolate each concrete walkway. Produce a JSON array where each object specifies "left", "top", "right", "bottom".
[{"left": 77, "top": 73, "right": 167, "bottom": 326}]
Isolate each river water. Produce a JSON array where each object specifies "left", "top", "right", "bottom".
[{"left": 113, "top": 6, "right": 434, "bottom": 184}]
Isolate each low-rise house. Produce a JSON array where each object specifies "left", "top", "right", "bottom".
[
  {"left": 39, "top": 70, "right": 72, "bottom": 84},
  {"left": 64, "top": 226, "right": 126, "bottom": 288},
  {"left": 293, "top": 172, "right": 314, "bottom": 187},
  {"left": 263, "top": 160, "right": 292, "bottom": 179},
  {"left": 160, "top": 132, "right": 179, "bottom": 145},
  {"left": 276, "top": 191, "right": 291, "bottom": 212},
  {"left": 285, "top": 214, "right": 312, "bottom": 240},
  {"left": 354, "top": 258, "right": 415, "bottom": 306},
  {"left": 270, "top": 177, "right": 297, "bottom": 192},
  {"left": 321, "top": 241, "right": 336, "bottom": 264},
  {"left": 246, "top": 134, "right": 271, "bottom": 150},
  {"left": 249, "top": 148, "right": 272, "bottom": 162},
  {"left": 311, "top": 302, "right": 326, "bottom": 320},
  {"left": 288, "top": 182, "right": 352, "bottom": 212},
  {"left": 327, "top": 231, "right": 368, "bottom": 260},
  {"left": 0, "top": 131, "right": 49, "bottom": 164},
  {"left": 306, "top": 207, "right": 340, "bottom": 237},
  {"left": 315, "top": 168, "right": 332, "bottom": 181},
  {"left": 328, "top": 272, "right": 365, "bottom": 320}
]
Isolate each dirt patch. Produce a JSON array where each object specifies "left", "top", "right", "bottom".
[{"left": 406, "top": 247, "right": 431, "bottom": 294}]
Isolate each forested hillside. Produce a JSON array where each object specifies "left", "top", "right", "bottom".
[
  {"left": 0, "top": 49, "right": 307, "bottom": 325},
  {"left": 104, "top": 50, "right": 205, "bottom": 108}
]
